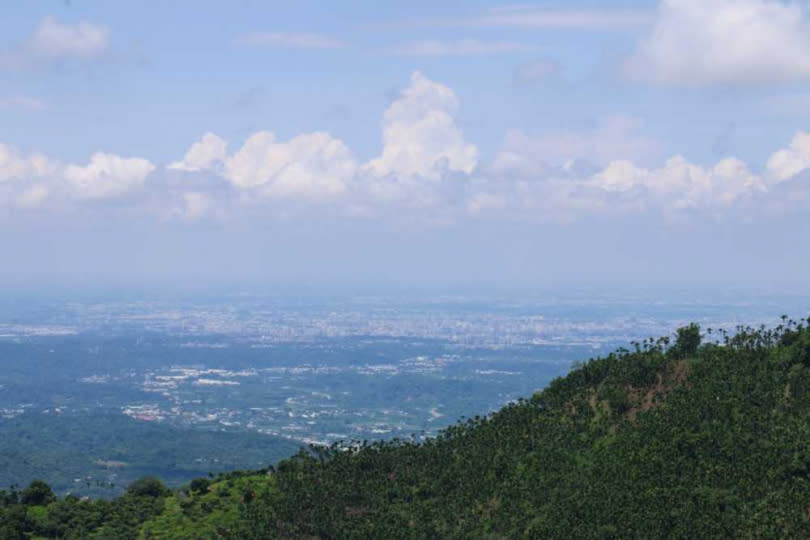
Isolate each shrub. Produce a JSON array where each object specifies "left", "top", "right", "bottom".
[{"left": 126, "top": 476, "right": 169, "bottom": 498}]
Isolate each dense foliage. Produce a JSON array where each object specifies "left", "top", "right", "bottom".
[{"left": 3, "top": 319, "right": 810, "bottom": 538}]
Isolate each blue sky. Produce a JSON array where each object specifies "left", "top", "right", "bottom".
[
  {"left": 1, "top": 0, "right": 658, "bottom": 162},
  {"left": 2, "top": 0, "right": 810, "bottom": 292}
]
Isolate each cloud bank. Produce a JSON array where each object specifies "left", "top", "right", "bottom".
[{"left": 2, "top": 71, "right": 810, "bottom": 227}]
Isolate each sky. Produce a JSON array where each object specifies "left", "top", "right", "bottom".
[{"left": 2, "top": 0, "right": 810, "bottom": 293}]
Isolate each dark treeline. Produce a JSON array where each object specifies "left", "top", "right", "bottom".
[{"left": 3, "top": 319, "right": 810, "bottom": 538}]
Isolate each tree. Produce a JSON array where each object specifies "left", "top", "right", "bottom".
[
  {"left": 190, "top": 477, "right": 211, "bottom": 495},
  {"left": 126, "top": 476, "right": 169, "bottom": 498},
  {"left": 672, "top": 324, "right": 701, "bottom": 359},
  {"left": 20, "top": 480, "right": 55, "bottom": 506}
]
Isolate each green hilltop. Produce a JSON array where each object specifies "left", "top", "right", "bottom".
[{"left": 3, "top": 319, "right": 810, "bottom": 538}]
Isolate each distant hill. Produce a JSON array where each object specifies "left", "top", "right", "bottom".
[{"left": 3, "top": 318, "right": 810, "bottom": 538}]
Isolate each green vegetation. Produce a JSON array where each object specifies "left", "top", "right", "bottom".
[
  {"left": 0, "top": 413, "right": 300, "bottom": 497},
  {"left": 3, "top": 318, "right": 810, "bottom": 538}
]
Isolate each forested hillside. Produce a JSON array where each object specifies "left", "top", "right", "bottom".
[{"left": 3, "top": 319, "right": 810, "bottom": 538}]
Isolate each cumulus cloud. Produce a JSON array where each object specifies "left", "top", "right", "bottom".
[
  {"left": 167, "top": 72, "right": 477, "bottom": 211},
  {"left": 589, "top": 156, "right": 765, "bottom": 209},
  {"left": 169, "top": 131, "right": 357, "bottom": 203},
  {"left": 63, "top": 153, "right": 155, "bottom": 199},
  {"left": 0, "top": 144, "right": 53, "bottom": 209},
  {"left": 0, "top": 143, "right": 55, "bottom": 183},
  {"left": 1, "top": 16, "right": 109, "bottom": 70},
  {"left": 363, "top": 71, "right": 478, "bottom": 180},
  {"left": 625, "top": 0, "right": 810, "bottom": 86},
  {"left": 168, "top": 133, "right": 228, "bottom": 172},
  {"left": 28, "top": 16, "right": 109, "bottom": 60},
  {"left": 766, "top": 131, "right": 810, "bottom": 182},
  {"left": 0, "top": 144, "right": 156, "bottom": 209},
  {"left": 223, "top": 131, "right": 356, "bottom": 199}
]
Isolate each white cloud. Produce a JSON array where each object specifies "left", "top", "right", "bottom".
[
  {"left": 170, "top": 131, "right": 356, "bottom": 201},
  {"left": 168, "top": 133, "right": 228, "bottom": 172},
  {"left": 236, "top": 32, "right": 345, "bottom": 49},
  {"left": 64, "top": 152, "right": 155, "bottom": 199},
  {"left": 589, "top": 155, "right": 765, "bottom": 210},
  {"left": 364, "top": 71, "right": 478, "bottom": 180},
  {"left": 388, "top": 39, "right": 535, "bottom": 56},
  {"left": 625, "top": 0, "right": 810, "bottom": 86},
  {"left": 711, "top": 157, "right": 768, "bottom": 205},
  {"left": 0, "top": 96, "right": 48, "bottom": 111},
  {"left": 1, "top": 144, "right": 160, "bottom": 208},
  {"left": 28, "top": 16, "right": 108, "bottom": 60},
  {"left": 766, "top": 131, "right": 810, "bottom": 181},
  {"left": 224, "top": 131, "right": 356, "bottom": 199},
  {"left": 1, "top": 16, "right": 109, "bottom": 70},
  {"left": 0, "top": 143, "right": 55, "bottom": 183},
  {"left": 592, "top": 160, "right": 648, "bottom": 193}
]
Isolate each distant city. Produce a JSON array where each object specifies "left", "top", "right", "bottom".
[{"left": 2, "top": 292, "right": 802, "bottom": 346}]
